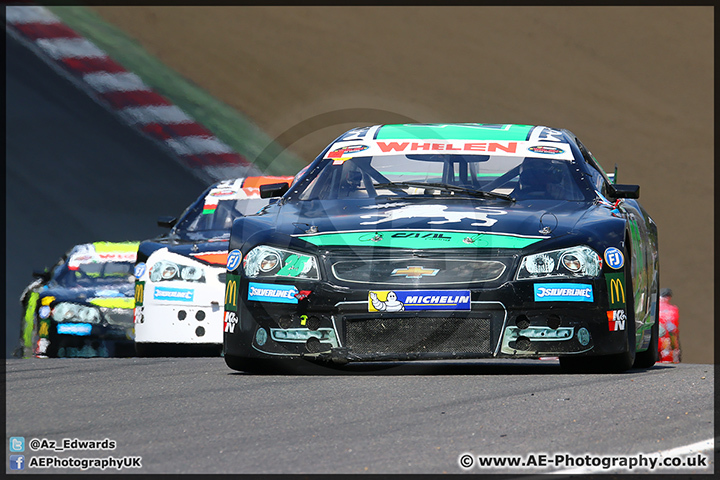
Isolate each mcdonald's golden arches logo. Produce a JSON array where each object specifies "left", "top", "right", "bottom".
[
  {"left": 134, "top": 281, "right": 145, "bottom": 306},
  {"left": 605, "top": 273, "right": 625, "bottom": 309},
  {"left": 225, "top": 274, "right": 240, "bottom": 312}
]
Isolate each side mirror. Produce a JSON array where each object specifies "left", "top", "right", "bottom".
[
  {"left": 260, "top": 182, "right": 290, "bottom": 199},
  {"left": 609, "top": 184, "right": 640, "bottom": 199},
  {"left": 32, "top": 269, "right": 51, "bottom": 282},
  {"left": 157, "top": 216, "right": 177, "bottom": 228}
]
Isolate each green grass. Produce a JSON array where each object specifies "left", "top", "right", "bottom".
[{"left": 45, "top": 5, "right": 307, "bottom": 176}]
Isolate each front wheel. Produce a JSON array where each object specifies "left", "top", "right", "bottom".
[
  {"left": 224, "top": 355, "right": 347, "bottom": 375},
  {"left": 633, "top": 287, "right": 659, "bottom": 369},
  {"left": 136, "top": 342, "right": 221, "bottom": 357},
  {"left": 561, "top": 245, "right": 636, "bottom": 373}
]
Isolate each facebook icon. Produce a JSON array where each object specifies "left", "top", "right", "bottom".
[{"left": 10, "top": 455, "right": 25, "bottom": 470}]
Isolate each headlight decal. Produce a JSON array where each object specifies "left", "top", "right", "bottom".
[
  {"left": 148, "top": 259, "right": 206, "bottom": 283},
  {"left": 243, "top": 246, "right": 319, "bottom": 280},
  {"left": 276, "top": 254, "right": 315, "bottom": 277},
  {"left": 516, "top": 246, "right": 601, "bottom": 280},
  {"left": 51, "top": 303, "right": 102, "bottom": 324}
]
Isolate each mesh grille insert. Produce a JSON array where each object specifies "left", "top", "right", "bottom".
[{"left": 346, "top": 316, "right": 492, "bottom": 355}]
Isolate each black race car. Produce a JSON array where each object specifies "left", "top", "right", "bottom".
[
  {"left": 16, "top": 242, "right": 138, "bottom": 358},
  {"left": 223, "top": 124, "right": 660, "bottom": 373}
]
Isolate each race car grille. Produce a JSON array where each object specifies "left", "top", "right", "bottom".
[
  {"left": 331, "top": 258, "right": 507, "bottom": 285},
  {"left": 345, "top": 316, "right": 492, "bottom": 355}
]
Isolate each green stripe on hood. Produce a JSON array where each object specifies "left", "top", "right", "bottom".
[{"left": 297, "top": 230, "right": 545, "bottom": 249}]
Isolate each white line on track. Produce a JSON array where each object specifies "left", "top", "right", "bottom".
[{"left": 547, "top": 437, "right": 715, "bottom": 475}]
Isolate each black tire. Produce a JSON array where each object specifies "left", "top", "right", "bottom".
[
  {"left": 633, "top": 287, "right": 659, "bottom": 369},
  {"left": 224, "top": 355, "right": 300, "bottom": 374},
  {"left": 561, "top": 243, "right": 636, "bottom": 373},
  {"left": 136, "top": 342, "right": 221, "bottom": 357},
  {"left": 135, "top": 343, "right": 159, "bottom": 357},
  {"left": 224, "top": 355, "right": 346, "bottom": 375},
  {"left": 224, "top": 355, "right": 266, "bottom": 373}
]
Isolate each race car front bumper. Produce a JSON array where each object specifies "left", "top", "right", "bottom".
[{"left": 224, "top": 278, "right": 631, "bottom": 363}]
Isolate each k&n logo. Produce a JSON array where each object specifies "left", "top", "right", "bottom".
[
  {"left": 224, "top": 311, "right": 238, "bottom": 333},
  {"left": 607, "top": 309, "right": 627, "bottom": 331}
]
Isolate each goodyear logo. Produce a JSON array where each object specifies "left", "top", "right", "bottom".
[
  {"left": 134, "top": 281, "right": 145, "bottom": 306},
  {"left": 369, "top": 290, "right": 470, "bottom": 312},
  {"left": 605, "top": 273, "right": 626, "bottom": 309},
  {"left": 224, "top": 274, "right": 240, "bottom": 312}
]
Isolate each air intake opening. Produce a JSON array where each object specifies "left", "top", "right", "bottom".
[{"left": 515, "top": 315, "right": 530, "bottom": 330}]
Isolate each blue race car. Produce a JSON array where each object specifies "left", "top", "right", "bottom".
[
  {"left": 17, "top": 241, "right": 138, "bottom": 358},
  {"left": 222, "top": 124, "right": 660, "bottom": 373}
]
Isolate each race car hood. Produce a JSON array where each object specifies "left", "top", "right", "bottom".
[
  {"left": 140, "top": 239, "right": 230, "bottom": 267},
  {"left": 158, "top": 229, "right": 230, "bottom": 245},
  {"left": 268, "top": 198, "right": 597, "bottom": 246}
]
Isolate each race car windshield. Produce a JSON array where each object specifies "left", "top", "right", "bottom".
[
  {"left": 54, "top": 262, "right": 135, "bottom": 287},
  {"left": 175, "top": 198, "right": 270, "bottom": 233},
  {"left": 295, "top": 154, "right": 585, "bottom": 201}
]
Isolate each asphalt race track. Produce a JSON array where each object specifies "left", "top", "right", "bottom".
[{"left": 5, "top": 358, "right": 714, "bottom": 474}]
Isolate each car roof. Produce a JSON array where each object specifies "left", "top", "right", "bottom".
[
  {"left": 325, "top": 124, "right": 576, "bottom": 161},
  {"left": 341, "top": 124, "right": 569, "bottom": 142}
]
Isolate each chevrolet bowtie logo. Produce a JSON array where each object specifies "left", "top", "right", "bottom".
[{"left": 391, "top": 266, "right": 440, "bottom": 278}]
